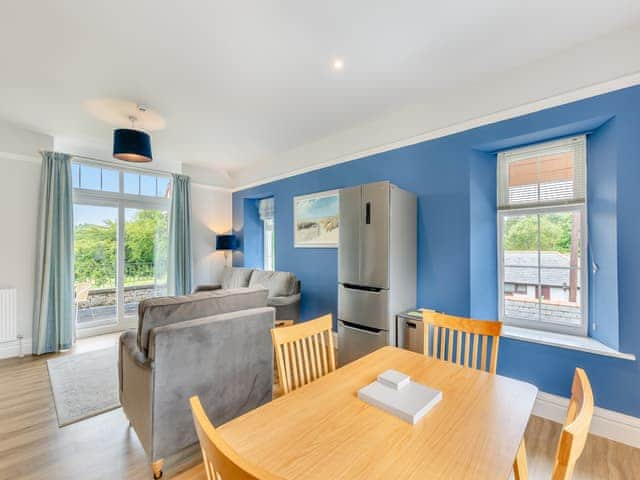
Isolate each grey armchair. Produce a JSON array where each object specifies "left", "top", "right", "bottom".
[{"left": 118, "top": 287, "right": 274, "bottom": 478}]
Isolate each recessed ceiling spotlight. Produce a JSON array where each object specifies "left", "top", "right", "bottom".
[{"left": 332, "top": 58, "right": 345, "bottom": 71}]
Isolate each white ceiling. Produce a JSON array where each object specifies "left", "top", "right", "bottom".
[{"left": 1, "top": 1, "right": 639, "bottom": 186}]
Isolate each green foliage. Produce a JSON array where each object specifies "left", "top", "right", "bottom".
[
  {"left": 74, "top": 210, "right": 168, "bottom": 288},
  {"left": 504, "top": 213, "right": 575, "bottom": 253}
]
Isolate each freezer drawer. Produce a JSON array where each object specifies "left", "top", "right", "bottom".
[
  {"left": 338, "top": 284, "right": 389, "bottom": 331},
  {"left": 338, "top": 320, "right": 388, "bottom": 365},
  {"left": 397, "top": 315, "right": 424, "bottom": 354}
]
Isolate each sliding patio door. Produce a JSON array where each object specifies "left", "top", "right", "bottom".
[{"left": 72, "top": 160, "right": 171, "bottom": 337}]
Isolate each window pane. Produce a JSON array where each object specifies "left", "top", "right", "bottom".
[
  {"left": 503, "top": 278, "right": 539, "bottom": 322},
  {"left": 72, "top": 163, "right": 80, "bottom": 188},
  {"left": 140, "top": 175, "right": 157, "bottom": 196},
  {"left": 540, "top": 269, "right": 582, "bottom": 325},
  {"left": 502, "top": 214, "right": 539, "bottom": 267},
  {"left": 124, "top": 172, "right": 140, "bottom": 195},
  {"left": 124, "top": 208, "right": 169, "bottom": 322},
  {"left": 80, "top": 165, "right": 101, "bottom": 190},
  {"left": 503, "top": 213, "right": 540, "bottom": 323},
  {"left": 101, "top": 168, "right": 119, "bottom": 192},
  {"left": 539, "top": 211, "right": 581, "bottom": 268},
  {"left": 157, "top": 177, "right": 170, "bottom": 198},
  {"left": 73, "top": 204, "right": 118, "bottom": 329}
]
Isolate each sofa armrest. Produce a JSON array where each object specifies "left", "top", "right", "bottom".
[
  {"left": 267, "top": 293, "right": 301, "bottom": 321},
  {"left": 192, "top": 284, "right": 222, "bottom": 293},
  {"left": 119, "top": 330, "right": 151, "bottom": 370},
  {"left": 267, "top": 293, "right": 301, "bottom": 306},
  {"left": 118, "top": 330, "right": 153, "bottom": 459}
]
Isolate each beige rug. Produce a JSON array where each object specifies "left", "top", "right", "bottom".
[{"left": 47, "top": 347, "right": 120, "bottom": 427}]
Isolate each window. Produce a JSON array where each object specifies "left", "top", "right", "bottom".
[
  {"left": 498, "top": 136, "right": 587, "bottom": 336},
  {"left": 72, "top": 160, "right": 171, "bottom": 335},
  {"left": 74, "top": 162, "right": 170, "bottom": 198},
  {"left": 258, "top": 198, "right": 275, "bottom": 270}
]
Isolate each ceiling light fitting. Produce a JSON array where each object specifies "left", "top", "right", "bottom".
[{"left": 113, "top": 105, "right": 153, "bottom": 163}]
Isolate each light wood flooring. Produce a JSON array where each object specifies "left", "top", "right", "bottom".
[{"left": 0, "top": 334, "right": 638, "bottom": 479}]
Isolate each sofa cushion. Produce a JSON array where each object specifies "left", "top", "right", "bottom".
[
  {"left": 136, "top": 287, "right": 268, "bottom": 354},
  {"left": 249, "top": 270, "right": 296, "bottom": 297},
  {"left": 220, "top": 267, "right": 254, "bottom": 289}
]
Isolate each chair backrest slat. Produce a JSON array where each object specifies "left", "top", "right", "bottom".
[
  {"left": 552, "top": 368, "right": 594, "bottom": 480},
  {"left": 423, "top": 310, "right": 502, "bottom": 374},
  {"left": 190, "top": 396, "right": 282, "bottom": 480},
  {"left": 271, "top": 314, "right": 335, "bottom": 395}
]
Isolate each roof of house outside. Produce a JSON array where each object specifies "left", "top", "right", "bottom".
[{"left": 504, "top": 251, "right": 581, "bottom": 287}]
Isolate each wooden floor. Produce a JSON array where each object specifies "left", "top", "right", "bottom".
[{"left": 1, "top": 334, "right": 638, "bottom": 480}]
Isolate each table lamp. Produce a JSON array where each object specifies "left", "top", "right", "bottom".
[{"left": 216, "top": 234, "right": 238, "bottom": 266}]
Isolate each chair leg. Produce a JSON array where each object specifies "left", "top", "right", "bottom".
[
  {"left": 513, "top": 439, "right": 528, "bottom": 480},
  {"left": 151, "top": 459, "right": 164, "bottom": 479}
]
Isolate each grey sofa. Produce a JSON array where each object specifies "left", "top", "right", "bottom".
[
  {"left": 118, "top": 287, "right": 275, "bottom": 478},
  {"left": 194, "top": 267, "right": 301, "bottom": 322}
]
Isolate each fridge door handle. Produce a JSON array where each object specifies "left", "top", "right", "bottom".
[
  {"left": 365, "top": 201, "right": 371, "bottom": 225},
  {"left": 341, "top": 283, "right": 382, "bottom": 293},
  {"left": 340, "top": 321, "right": 384, "bottom": 336}
]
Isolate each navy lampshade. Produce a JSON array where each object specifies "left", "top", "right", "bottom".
[
  {"left": 216, "top": 234, "right": 238, "bottom": 251},
  {"left": 113, "top": 128, "right": 153, "bottom": 163}
]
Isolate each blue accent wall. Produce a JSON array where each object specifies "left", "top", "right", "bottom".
[{"left": 233, "top": 85, "right": 640, "bottom": 417}]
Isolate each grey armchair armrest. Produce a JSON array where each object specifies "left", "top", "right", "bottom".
[{"left": 192, "top": 284, "right": 222, "bottom": 293}]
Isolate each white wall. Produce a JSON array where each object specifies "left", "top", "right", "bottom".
[
  {"left": 191, "top": 183, "right": 232, "bottom": 287},
  {"left": 0, "top": 157, "right": 41, "bottom": 355},
  {"left": 0, "top": 120, "right": 53, "bottom": 357}
]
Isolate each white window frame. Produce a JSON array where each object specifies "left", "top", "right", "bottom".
[
  {"left": 497, "top": 136, "right": 588, "bottom": 337},
  {"left": 72, "top": 159, "right": 171, "bottom": 337},
  {"left": 263, "top": 217, "right": 275, "bottom": 271}
]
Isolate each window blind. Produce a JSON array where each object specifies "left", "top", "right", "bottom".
[
  {"left": 498, "top": 136, "right": 586, "bottom": 210},
  {"left": 258, "top": 197, "right": 275, "bottom": 221}
]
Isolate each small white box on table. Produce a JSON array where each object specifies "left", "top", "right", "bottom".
[{"left": 358, "top": 369, "right": 442, "bottom": 425}]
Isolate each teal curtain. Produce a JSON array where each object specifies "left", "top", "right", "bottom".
[
  {"left": 168, "top": 174, "right": 192, "bottom": 296},
  {"left": 33, "top": 151, "right": 75, "bottom": 355}
]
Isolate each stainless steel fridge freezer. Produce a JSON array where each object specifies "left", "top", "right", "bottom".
[{"left": 337, "top": 181, "right": 417, "bottom": 365}]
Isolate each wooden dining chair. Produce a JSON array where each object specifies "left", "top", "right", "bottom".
[
  {"left": 190, "top": 396, "right": 283, "bottom": 480},
  {"left": 271, "top": 313, "right": 336, "bottom": 395},
  {"left": 422, "top": 310, "right": 503, "bottom": 374},
  {"left": 513, "top": 368, "right": 594, "bottom": 480}
]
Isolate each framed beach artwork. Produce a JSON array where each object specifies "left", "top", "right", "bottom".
[{"left": 293, "top": 189, "right": 339, "bottom": 248}]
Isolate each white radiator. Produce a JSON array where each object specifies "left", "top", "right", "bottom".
[{"left": 0, "top": 288, "right": 17, "bottom": 342}]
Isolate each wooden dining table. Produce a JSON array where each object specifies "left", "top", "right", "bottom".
[{"left": 218, "top": 346, "right": 538, "bottom": 480}]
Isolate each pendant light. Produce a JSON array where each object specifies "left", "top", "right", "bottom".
[{"left": 113, "top": 105, "right": 153, "bottom": 163}]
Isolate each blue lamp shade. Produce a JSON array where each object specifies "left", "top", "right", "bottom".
[
  {"left": 216, "top": 234, "right": 238, "bottom": 251},
  {"left": 113, "top": 128, "right": 153, "bottom": 163}
]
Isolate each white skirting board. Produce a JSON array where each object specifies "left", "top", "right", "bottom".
[
  {"left": 533, "top": 391, "right": 640, "bottom": 449},
  {"left": 0, "top": 337, "right": 32, "bottom": 359},
  {"left": 332, "top": 336, "right": 640, "bottom": 449}
]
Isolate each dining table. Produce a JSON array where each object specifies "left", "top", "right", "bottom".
[{"left": 218, "top": 346, "right": 538, "bottom": 479}]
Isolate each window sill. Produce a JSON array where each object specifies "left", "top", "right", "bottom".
[{"left": 502, "top": 325, "right": 636, "bottom": 361}]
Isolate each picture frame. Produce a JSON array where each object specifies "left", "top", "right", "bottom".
[{"left": 293, "top": 189, "right": 339, "bottom": 248}]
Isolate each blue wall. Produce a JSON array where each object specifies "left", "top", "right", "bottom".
[{"left": 233, "top": 85, "right": 640, "bottom": 417}]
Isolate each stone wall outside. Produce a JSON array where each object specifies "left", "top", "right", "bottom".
[{"left": 82, "top": 284, "right": 167, "bottom": 307}]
